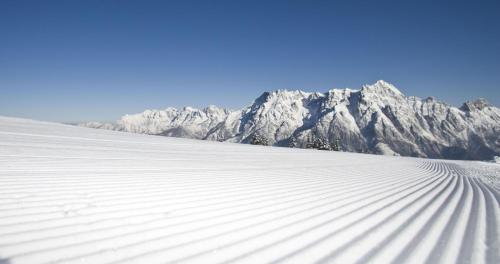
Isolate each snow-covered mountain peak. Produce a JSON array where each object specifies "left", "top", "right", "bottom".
[
  {"left": 362, "top": 80, "right": 403, "bottom": 97},
  {"left": 460, "top": 98, "right": 492, "bottom": 111},
  {"left": 266, "top": 89, "right": 313, "bottom": 99},
  {"left": 164, "top": 106, "right": 177, "bottom": 111},
  {"left": 182, "top": 106, "right": 197, "bottom": 111},
  {"left": 424, "top": 96, "right": 436, "bottom": 102},
  {"left": 205, "top": 104, "right": 221, "bottom": 110},
  {"left": 79, "top": 81, "right": 499, "bottom": 160},
  {"left": 327, "top": 87, "right": 355, "bottom": 98},
  {"left": 249, "top": 89, "right": 313, "bottom": 110}
]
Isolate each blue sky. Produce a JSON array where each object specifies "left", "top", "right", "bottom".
[{"left": 1, "top": 0, "right": 499, "bottom": 122}]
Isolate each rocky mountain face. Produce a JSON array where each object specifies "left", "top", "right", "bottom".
[{"left": 79, "top": 80, "right": 500, "bottom": 160}]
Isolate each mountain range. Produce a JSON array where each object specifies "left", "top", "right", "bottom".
[{"left": 79, "top": 80, "right": 500, "bottom": 160}]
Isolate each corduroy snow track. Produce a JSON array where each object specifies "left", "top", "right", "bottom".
[{"left": 0, "top": 116, "right": 498, "bottom": 264}]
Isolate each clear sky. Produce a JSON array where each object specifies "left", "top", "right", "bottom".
[{"left": 1, "top": 0, "right": 499, "bottom": 122}]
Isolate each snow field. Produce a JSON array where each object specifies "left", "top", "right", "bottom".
[{"left": 0, "top": 116, "right": 498, "bottom": 264}]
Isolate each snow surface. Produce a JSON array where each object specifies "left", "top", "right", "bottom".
[{"left": 1, "top": 116, "right": 499, "bottom": 264}]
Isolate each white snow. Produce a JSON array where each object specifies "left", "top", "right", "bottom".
[{"left": 1, "top": 116, "right": 499, "bottom": 264}]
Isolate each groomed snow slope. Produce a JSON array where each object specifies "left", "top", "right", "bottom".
[{"left": 0, "top": 116, "right": 499, "bottom": 264}]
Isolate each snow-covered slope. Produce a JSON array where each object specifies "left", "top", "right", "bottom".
[
  {"left": 1, "top": 116, "right": 499, "bottom": 264},
  {"left": 79, "top": 81, "right": 500, "bottom": 160}
]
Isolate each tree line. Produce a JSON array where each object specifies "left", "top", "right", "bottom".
[{"left": 250, "top": 133, "right": 341, "bottom": 151}]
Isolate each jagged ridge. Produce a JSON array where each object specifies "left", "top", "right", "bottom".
[{"left": 79, "top": 80, "right": 500, "bottom": 160}]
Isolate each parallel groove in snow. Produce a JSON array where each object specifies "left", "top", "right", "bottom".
[{"left": 0, "top": 116, "right": 498, "bottom": 264}]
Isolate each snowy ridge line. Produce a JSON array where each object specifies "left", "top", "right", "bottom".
[
  {"left": 0, "top": 116, "right": 498, "bottom": 264},
  {"left": 77, "top": 80, "right": 500, "bottom": 161}
]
